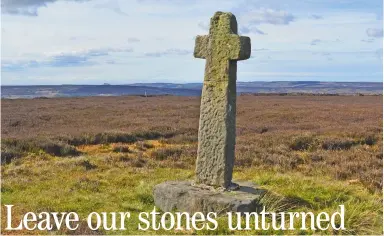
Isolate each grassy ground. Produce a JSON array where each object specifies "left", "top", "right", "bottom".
[{"left": 1, "top": 95, "right": 383, "bottom": 234}]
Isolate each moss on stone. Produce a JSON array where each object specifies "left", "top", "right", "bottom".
[
  {"left": 194, "top": 11, "right": 251, "bottom": 83},
  {"left": 193, "top": 12, "right": 251, "bottom": 188}
]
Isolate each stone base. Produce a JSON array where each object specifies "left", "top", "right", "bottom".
[{"left": 153, "top": 181, "right": 266, "bottom": 215}]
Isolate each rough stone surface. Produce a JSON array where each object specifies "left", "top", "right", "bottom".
[
  {"left": 153, "top": 181, "right": 265, "bottom": 214},
  {"left": 194, "top": 12, "right": 251, "bottom": 188}
]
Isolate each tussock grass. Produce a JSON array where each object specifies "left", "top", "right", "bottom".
[
  {"left": 289, "top": 135, "right": 316, "bottom": 151},
  {"left": 112, "top": 145, "right": 131, "bottom": 153},
  {"left": 1, "top": 131, "right": 174, "bottom": 163},
  {"left": 2, "top": 154, "right": 381, "bottom": 234},
  {"left": 134, "top": 141, "right": 154, "bottom": 151},
  {"left": 64, "top": 130, "right": 175, "bottom": 146},
  {"left": 150, "top": 147, "right": 184, "bottom": 161},
  {"left": 1, "top": 95, "right": 382, "bottom": 234},
  {"left": 1, "top": 138, "right": 79, "bottom": 163}
]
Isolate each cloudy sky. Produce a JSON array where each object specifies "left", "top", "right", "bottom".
[{"left": 1, "top": 0, "right": 383, "bottom": 85}]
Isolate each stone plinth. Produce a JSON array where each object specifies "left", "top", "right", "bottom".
[{"left": 153, "top": 181, "right": 265, "bottom": 214}]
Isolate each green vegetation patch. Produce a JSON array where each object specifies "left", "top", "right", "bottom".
[
  {"left": 1, "top": 153, "right": 382, "bottom": 235},
  {"left": 1, "top": 138, "right": 80, "bottom": 164}
]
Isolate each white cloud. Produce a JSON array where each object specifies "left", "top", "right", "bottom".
[
  {"left": 310, "top": 39, "right": 322, "bottom": 45},
  {"left": 127, "top": 37, "right": 140, "bottom": 43},
  {"left": 242, "top": 8, "right": 295, "bottom": 26},
  {"left": 375, "top": 48, "right": 383, "bottom": 59},
  {"left": 144, "top": 48, "right": 191, "bottom": 57},
  {"left": 94, "top": 0, "right": 128, "bottom": 16},
  {"left": 2, "top": 47, "right": 134, "bottom": 71},
  {"left": 1, "top": 0, "right": 383, "bottom": 84},
  {"left": 1, "top": 0, "right": 89, "bottom": 16},
  {"left": 310, "top": 14, "right": 323, "bottom": 20},
  {"left": 366, "top": 28, "right": 383, "bottom": 37}
]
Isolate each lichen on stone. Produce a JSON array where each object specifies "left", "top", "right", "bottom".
[{"left": 193, "top": 11, "right": 251, "bottom": 189}]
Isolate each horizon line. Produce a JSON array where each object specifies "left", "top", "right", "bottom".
[{"left": 1, "top": 80, "right": 383, "bottom": 86}]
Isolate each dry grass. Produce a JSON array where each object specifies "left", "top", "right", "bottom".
[
  {"left": 2, "top": 95, "right": 382, "bottom": 191},
  {"left": 1, "top": 94, "right": 382, "bottom": 234},
  {"left": 2, "top": 95, "right": 381, "bottom": 139}
]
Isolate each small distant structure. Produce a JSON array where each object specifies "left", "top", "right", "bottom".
[{"left": 103, "top": 83, "right": 111, "bottom": 85}]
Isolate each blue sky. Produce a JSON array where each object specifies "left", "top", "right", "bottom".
[{"left": 1, "top": 0, "right": 383, "bottom": 85}]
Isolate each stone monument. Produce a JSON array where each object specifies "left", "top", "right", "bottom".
[
  {"left": 153, "top": 11, "right": 265, "bottom": 214},
  {"left": 194, "top": 11, "right": 251, "bottom": 189}
]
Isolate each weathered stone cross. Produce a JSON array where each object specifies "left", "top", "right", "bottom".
[
  {"left": 194, "top": 12, "right": 251, "bottom": 189},
  {"left": 153, "top": 12, "right": 260, "bottom": 214}
]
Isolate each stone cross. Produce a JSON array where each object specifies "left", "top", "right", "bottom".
[{"left": 194, "top": 12, "right": 251, "bottom": 189}]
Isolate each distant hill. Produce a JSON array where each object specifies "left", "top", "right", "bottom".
[
  {"left": 132, "top": 81, "right": 382, "bottom": 94},
  {"left": 0, "top": 85, "right": 200, "bottom": 99},
  {"left": 1, "top": 81, "right": 382, "bottom": 99}
]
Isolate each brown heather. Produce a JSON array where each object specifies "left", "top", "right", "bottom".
[{"left": 1, "top": 94, "right": 383, "bottom": 191}]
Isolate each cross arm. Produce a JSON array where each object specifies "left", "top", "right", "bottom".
[
  {"left": 228, "top": 35, "right": 251, "bottom": 61},
  {"left": 194, "top": 35, "right": 209, "bottom": 59}
]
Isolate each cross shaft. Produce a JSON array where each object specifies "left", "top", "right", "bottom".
[{"left": 193, "top": 12, "right": 251, "bottom": 188}]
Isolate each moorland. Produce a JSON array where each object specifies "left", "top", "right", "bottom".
[{"left": 1, "top": 95, "right": 382, "bottom": 234}]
